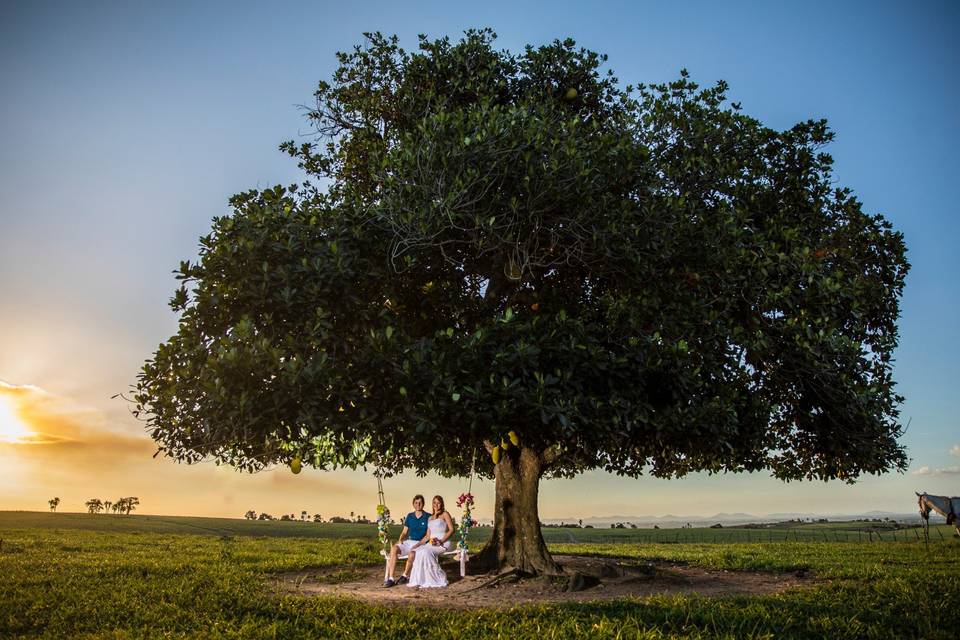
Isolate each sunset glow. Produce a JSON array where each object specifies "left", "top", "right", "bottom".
[
  {"left": 0, "top": 3, "right": 956, "bottom": 526},
  {"left": 0, "top": 397, "right": 32, "bottom": 443}
]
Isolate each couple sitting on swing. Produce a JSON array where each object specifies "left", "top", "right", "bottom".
[{"left": 384, "top": 494, "right": 455, "bottom": 588}]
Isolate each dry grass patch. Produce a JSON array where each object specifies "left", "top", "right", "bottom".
[{"left": 277, "top": 553, "right": 813, "bottom": 609}]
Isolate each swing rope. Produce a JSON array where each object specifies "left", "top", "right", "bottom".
[
  {"left": 456, "top": 446, "right": 478, "bottom": 554},
  {"left": 467, "top": 447, "right": 476, "bottom": 496},
  {"left": 374, "top": 471, "right": 390, "bottom": 549}
]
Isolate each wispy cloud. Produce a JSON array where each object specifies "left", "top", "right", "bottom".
[
  {"left": 912, "top": 465, "right": 960, "bottom": 476},
  {"left": 0, "top": 380, "right": 152, "bottom": 457},
  {"left": 0, "top": 380, "right": 46, "bottom": 394},
  {"left": 912, "top": 445, "right": 960, "bottom": 476}
]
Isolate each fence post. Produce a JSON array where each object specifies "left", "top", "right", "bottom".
[{"left": 937, "top": 527, "right": 945, "bottom": 541}]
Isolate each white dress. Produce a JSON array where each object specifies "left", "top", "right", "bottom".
[{"left": 407, "top": 517, "right": 451, "bottom": 588}]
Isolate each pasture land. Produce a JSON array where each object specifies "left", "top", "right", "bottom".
[{"left": 1, "top": 511, "right": 957, "bottom": 639}]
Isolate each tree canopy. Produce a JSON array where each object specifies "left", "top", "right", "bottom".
[{"left": 136, "top": 29, "right": 909, "bottom": 489}]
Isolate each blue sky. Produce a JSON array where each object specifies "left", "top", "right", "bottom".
[{"left": 1, "top": 1, "right": 957, "bottom": 520}]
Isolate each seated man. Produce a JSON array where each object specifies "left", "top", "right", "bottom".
[{"left": 383, "top": 494, "right": 429, "bottom": 587}]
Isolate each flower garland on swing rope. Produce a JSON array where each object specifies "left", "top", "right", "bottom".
[
  {"left": 375, "top": 503, "right": 391, "bottom": 549},
  {"left": 455, "top": 492, "right": 475, "bottom": 551}
]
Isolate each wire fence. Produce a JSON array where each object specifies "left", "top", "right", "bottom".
[
  {"left": 535, "top": 524, "right": 957, "bottom": 544},
  {"left": 4, "top": 512, "right": 955, "bottom": 546}
]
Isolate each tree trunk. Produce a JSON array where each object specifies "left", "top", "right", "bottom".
[{"left": 474, "top": 446, "right": 562, "bottom": 575}]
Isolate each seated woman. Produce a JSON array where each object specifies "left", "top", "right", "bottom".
[{"left": 406, "top": 495, "right": 455, "bottom": 588}]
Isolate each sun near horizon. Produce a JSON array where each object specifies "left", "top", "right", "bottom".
[{"left": 0, "top": 395, "right": 33, "bottom": 444}]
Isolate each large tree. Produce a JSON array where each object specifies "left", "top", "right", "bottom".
[{"left": 136, "top": 30, "right": 909, "bottom": 575}]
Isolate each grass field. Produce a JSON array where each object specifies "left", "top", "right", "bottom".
[{"left": 2, "top": 511, "right": 958, "bottom": 639}]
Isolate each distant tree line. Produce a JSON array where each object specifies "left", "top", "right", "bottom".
[
  {"left": 242, "top": 510, "right": 374, "bottom": 524},
  {"left": 84, "top": 497, "right": 139, "bottom": 515},
  {"left": 540, "top": 519, "right": 584, "bottom": 529}
]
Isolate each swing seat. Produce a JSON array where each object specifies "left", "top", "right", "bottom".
[{"left": 380, "top": 547, "right": 469, "bottom": 578}]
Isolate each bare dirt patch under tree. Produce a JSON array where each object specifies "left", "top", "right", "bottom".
[{"left": 275, "top": 554, "right": 813, "bottom": 609}]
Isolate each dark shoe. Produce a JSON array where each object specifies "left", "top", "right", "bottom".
[
  {"left": 383, "top": 578, "right": 395, "bottom": 588},
  {"left": 396, "top": 575, "right": 409, "bottom": 585}
]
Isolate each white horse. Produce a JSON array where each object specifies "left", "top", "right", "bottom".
[{"left": 916, "top": 492, "right": 960, "bottom": 536}]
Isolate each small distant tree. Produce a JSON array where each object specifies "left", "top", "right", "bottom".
[
  {"left": 48, "top": 497, "right": 60, "bottom": 512},
  {"left": 301, "top": 510, "right": 308, "bottom": 521},
  {"left": 114, "top": 497, "right": 139, "bottom": 515},
  {"left": 280, "top": 514, "right": 292, "bottom": 521},
  {"left": 244, "top": 510, "right": 257, "bottom": 520},
  {"left": 103, "top": 500, "right": 112, "bottom": 513},
  {"left": 85, "top": 499, "right": 103, "bottom": 514},
  {"left": 313, "top": 513, "right": 323, "bottom": 523},
  {"left": 258, "top": 512, "right": 274, "bottom": 520}
]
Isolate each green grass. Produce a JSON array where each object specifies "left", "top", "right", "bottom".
[{"left": 1, "top": 512, "right": 958, "bottom": 639}]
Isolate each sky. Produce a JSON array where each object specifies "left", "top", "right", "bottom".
[{"left": 1, "top": 0, "right": 957, "bottom": 523}]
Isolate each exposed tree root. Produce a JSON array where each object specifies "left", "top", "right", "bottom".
[{"left": 466, "top": 568, "right": 526, "bottom": 591}]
